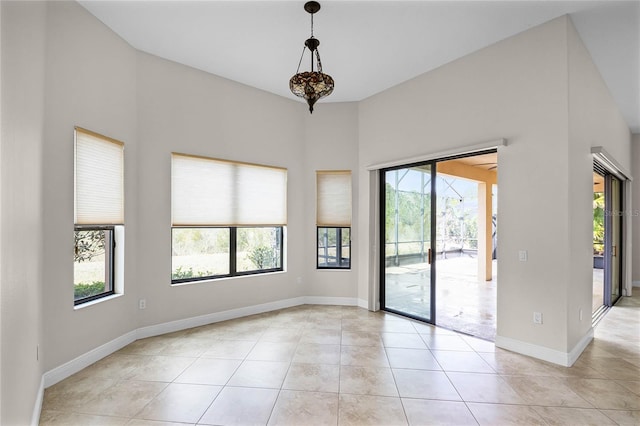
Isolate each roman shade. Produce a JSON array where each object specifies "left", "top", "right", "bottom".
[
  {"left": 171, "top": 153, "right": 287, "bottom": 226},
  {"left": 316, "top": 170, "right": 352, "bottom": 227},
  {"left": 74, "top": 127, "right": 124, "bottom": 225}
]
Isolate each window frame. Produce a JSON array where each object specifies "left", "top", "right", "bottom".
[
  {"left": 73, "top": 225, "right": 116, "bottom": 305},
  {"left": 171, "top": 225, "right": 284, "bottom": 284},
  {"left": 317, "top": 226, "right": 351, "bottom": 269}
]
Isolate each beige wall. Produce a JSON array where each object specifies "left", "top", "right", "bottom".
[
  {"left": 358, "top": 16, "right": 631, "bottom": 358},
  {"left": 302, "top": 104, "right": 360, "bottom": 302},
  {"left": 566, "top": 18, "right": 632, "bottom": 350},
  {"left": 1, "top": 2, "right": 46, "bottom": 424},
  {"left": 42, "top": 1, "right": 139, "bottom": 372},
  {"left": 135, "top": 52, "right": 309, "bottom": 327}
]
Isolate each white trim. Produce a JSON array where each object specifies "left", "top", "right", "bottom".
[
  {"left": 137, "top": 297, "right": 305, "bottom": 339},
  {"left": 591, "top": 146, "right": 632, "bottom": 180},
  {"left": 357, "top": 298, "right": 369, "bottom": 309},
  {"left": 495, "top": 328, "right": 593, "bottom": 367},
  {"left": 43, "top": 330, "right": 136, "bottom": 388},
  {"left": 30, "top": 376, "right": 44, "bottom": 426},
  {"left": 304, "top": 296, "right": 359, "bottom": 306},
  {"left": 366, "top": 138, "right": 507, "bottom": 171},
  {"left": 633, "top": 280, "right": 640, "bottom": 287}
]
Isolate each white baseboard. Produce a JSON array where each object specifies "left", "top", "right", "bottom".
[
  {"left": 304, "top": 296, "right": 359, "bottom": 306},
  {"left": 43, "top": 330, "right": 137, "bottom": 388},
  {"left": 495, "top": 328, "right": 593, "bottom": 367},
  {"left": 633, "top": 280, "right": 640, "bottom": 287},
  {"left": 137, "top": 297, "right": 306, "bottom": 339},
  {"left": 31, "top": 376, "right": 44, "bottom": 426},
  {"left": 358, "top": 298, "right": 369, "bottom": 310},
  {"left": 42, "top": 296, "right": 361, "bottom": 391}
]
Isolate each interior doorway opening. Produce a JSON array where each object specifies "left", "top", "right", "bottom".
[{"left": 380, "top": 151, "right": 498, "bottom": 341}]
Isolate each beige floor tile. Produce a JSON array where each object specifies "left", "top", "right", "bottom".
[
  {"left": 478, "top": 351, "right": 559, "bottom": 376},
  {"left": 293, "top": 343, "right": 341, "bottom": 364},
  {"left": 117, "top": 336, "right": 172, "bottom": 356},
  {"left": 341, "top": 330, "right": 383, "bottom": 347},
  {"left": 300, "top": 328, "right": 342, "bottom": 344},
  {"left": 339, "top": 366, "right": 398, "bottom": 397},
  {"left": 467, "top": 402, "right": 546, "bottom": 425},
  {"left": 227, "top": 360, "right": 289, "bottom": 388},
  {"left": 76, "top": 354, "right": 150, "bottom": 381},
  {"left": 379, "top": 320, "right": 419, "bottom": 333},
  {"left": 268, "top": 390, "right": 338, "bottom": 426},
  {"left": 532, "top": 406, "right": 616, "bottom": 425},
  {"left": 246, "top": 341, "right": 297, "bottom": 362},
  {"left": 578, "top": 357, "right": 640, "bottom": 381},
  {"left": 420, "top": 334, "right": 473, "bottom": 351},
  {"left": 402, "top": 399, "right": 478, "bottom": 426},
  {"left": 617, "top": 380, "right": 640, "bottom": 396},
  {"left": 501, "top": 375, "right": 592, "bottom": 407},
  {"left": 200, "top": 339, "right": 256, "bottom": 359},
  {"left": 447, "top": 372, "right": 523, "bottom": 404},
  {"left": 158, "top": 337, "right": 216, "bottom": 357},
  {"left": 385, "top": 348, "right": 442, "bottom": 370},
  {"left": 461, "top": 335, "right": 495, "bottom": 353},
  {"left": 565, "top": 378, "right": 640, "bottom": 410},
  {"left": 340, "top": 345, "right": 389, "bottom": 367},
  {"left": 260, "top": 327, "right": 303, "bottom": 343},
  {"left": 79, "top": 380, "right": 167, "bottom": 418},
  {"left": 124, "top": 355, "right": 196, "bottom": 382},
  {"left": 39, "top": 410, "right": 128, "bottom": 426},
  {"left": 174, "top": 358, "right": 241, "bottom": 385},
  {"left": 127, "top": 420, "right": 195, "bottom": 426},
  {"left": 382, "top": 332, "right": 428, "bottom": 349},
  {"left": 199, "top": 386, "right": 279, "bottom": 426},
  {"left": 42, "top": 376, "right": 119, "bottom": 412},
  {"left": 134, "top": 383, "right": 220, "bottom": 423},
  {"left": 338, "top": 394, "right": 407, "bottom": 426},
  {"left": 282, "top": 363, "right": 340, "bottom": 393},
  {"left": 600, "top": 409, "right": 640, "bottom": 425},
  {"left": 431, "top": 350, "right": 495, "bottom": 373},
  {"left": 392, "top": 369, "right": 461, "bottom": 400}
]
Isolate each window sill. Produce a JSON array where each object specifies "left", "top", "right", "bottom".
[
  {"left": 317, "top": 268, "right": 352, "bottom": 271},
  {"left": 74, "top": 293, "right": 123, "bottom": 310},
  {"left": 171, "top": 269, "right": 286, "bottom": 287}
]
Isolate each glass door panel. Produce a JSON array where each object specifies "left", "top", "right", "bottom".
[
  {"left": 608, "top": 176, "right": 622, "bottom": 305},
  {"left": 381, "top": 165, "right": 433, "bottom": 321}
]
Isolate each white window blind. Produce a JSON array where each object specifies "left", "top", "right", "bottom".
[
  {"left": 317, "top": 170, "right": 352, "bottom": 227},
  {"left": 74, "top": 127, "right": 124, "bottom": 225},
  {"left": 171, "top": 153, "right": 287, "bottom": 226}
]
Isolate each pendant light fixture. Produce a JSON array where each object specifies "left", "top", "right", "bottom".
[{"left": 289, "top": 1, "right": 334, "bottom": 114}]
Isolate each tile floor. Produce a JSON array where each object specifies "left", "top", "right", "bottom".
[{"left": 41, "top": 294, "right": 640, "bottom": 425}]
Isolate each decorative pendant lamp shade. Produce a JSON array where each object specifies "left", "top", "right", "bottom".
[{"left": 290, "top": 1, "right": 334, "bottom": 113}]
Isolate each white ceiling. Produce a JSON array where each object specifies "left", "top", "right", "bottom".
[{"left": 79, "top": 0, "right": 639, "bottom": 132}]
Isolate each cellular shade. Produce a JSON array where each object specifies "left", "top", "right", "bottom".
[
  {"left": 317, "top": 170, "right": 352, "bottom": 226},
  {"left": 74, "top": 127, "right": 124, "bottom": 225},
  {"left": 172, "top": 153, "right": 287, "bottom": 226}
]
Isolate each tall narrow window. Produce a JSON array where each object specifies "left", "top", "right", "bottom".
[
  {"left": 74, "top": 127, "right": 124, "bottom": 305},
  {"left": 171, "top": 153, "right": 287, "bottom": 283},
  {"left": 317, "top": 170, "right": 352, "bottom": 269}
]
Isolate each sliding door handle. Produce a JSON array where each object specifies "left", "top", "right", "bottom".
[{"left": 428, "top": 248, "right": 432, "bottom": 265}]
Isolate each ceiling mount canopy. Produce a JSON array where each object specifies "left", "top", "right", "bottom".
[{"left": 289, "top": 1, "right": 334, "bottom": 114}]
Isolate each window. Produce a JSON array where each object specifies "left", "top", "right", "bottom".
[
  {"left": 171, "top": 153, "right": 286, "bottom": 283},
  {"left": 316, "top": 170, "right": 352, "bottom": 269},
  {"left": 74, "top": 127, "right": 124, "bottom": 305}
]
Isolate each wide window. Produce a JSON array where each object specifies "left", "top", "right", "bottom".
[
  {"left": 74, "top": 127, "right": 124, "bottom": 305},
  {"left": 316, "top": 170, "right": 352, "bottom": 269},
  {"left": 171, "top": 154, "right": 286, "bottom": 283}
]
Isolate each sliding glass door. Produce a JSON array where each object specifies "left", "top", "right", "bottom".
[{"left": 381, "top": 164, "right": 434, "bottom": 322}]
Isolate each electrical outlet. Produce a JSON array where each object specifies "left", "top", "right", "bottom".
[
  {"left": 139, "top": 299, "right": 146, "bottom": 310},
  {"left": 533, "top": 312, "right": 543, "bottom": 324},
  {"left": 519, "top": 250, "right": 528, "bottom": 262}
]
